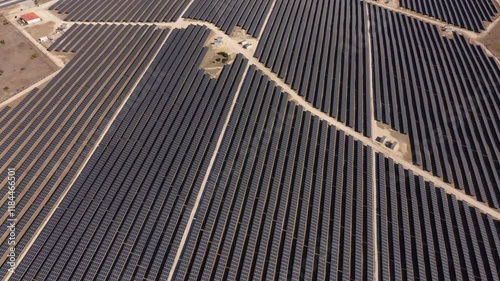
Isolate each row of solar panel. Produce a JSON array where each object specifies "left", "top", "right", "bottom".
[
  {"left": 173, "top": 65, "right": 500, "bottom": 281},
  {"left": 0, "top": 23, "right": 162, "bottom": 262},
  {"left": 254, "top": 0, "right": 372, "bottom": 137},
  {"left": 12, "top": 25, "right": 249, "bottom": 281},
  {"left": 400, "top": 0, "right": 499, "bottom": 32},
  {"left": 0, "top": 106, "right": 10, "bottom": 123},
  {"left": 183, "top": 0, "right": 273, "bottom": 37},
  {"left": 50, "top": 24, "right": 99, "bottom": 52},
  {"left": 12, "top": 22, "right": 500, "bottom": 281},
  {"left": 369, "top": 5, "right": 500, "bottom": 208},
  {"left": 47, "top": 0, "right": 500, "bottom": 33},
  {"left": 0, "top": 89, "right": 39, "bottom": 128},
  {"left": 174, "top": 66, "right": 375, "bottom": 280},
  {"left": 0, "top": 24, "right": 169, "bottom": 277},
  {"left": 49, "top": 0, "right": 190, "bottom": 22},
  {"left": 0, "top": 24, "right": 162, "bottom": 205},
  {"left": 376, "top": 153, "right": 500, "bottom": 281}
]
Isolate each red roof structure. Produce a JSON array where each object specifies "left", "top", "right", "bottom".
[{"left": 20, "top": 12, "right": 40, "bottom": 22}]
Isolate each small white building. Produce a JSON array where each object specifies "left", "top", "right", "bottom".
[
  {"left": 243, "top": 43, "right": 253, "bottom": 50},
  {"left": 211, "top": 41, "right": 223, "bottom": 47},
  {"left": 239, "top": 40, "right": 248, "bottom": 45},
  {"left": 211, "top": 36, "right": 224, "bottom": 46},
  {"left": 20, "top": 12, "right": 41, "bottom": 25},
  {"left": 39, "top": 36, "right": 49, "bottom": 43}
]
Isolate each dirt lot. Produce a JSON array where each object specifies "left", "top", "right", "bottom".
[
  {"left": 25, "top": 20, "right": 54, "bottom": 47},
  {"left": 373, "top": 121, "right": 413, "bottom": 162},
  {"left": 200, "top": 33, "right": 236, "bottom": 78},
  {"left": 481, "top": 19, "right": 500, "bottom": 60},
  {"left": 0, "top": 16, "right": 57, "bottom": 103}
]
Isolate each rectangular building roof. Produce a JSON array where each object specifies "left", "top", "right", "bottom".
[{"left": 20, "top": 12, "right": 40, "bottom": 22}]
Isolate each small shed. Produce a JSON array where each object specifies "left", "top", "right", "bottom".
[
  {"left": 385, "top": 141, "right": 398, "bottom": 150},
  {"left": 211, "top": 41, "right": 223, "bottom": 47},
  {"left": 212, "top": 36, "right": 223, "bottom": 46},
  {"left": 20, "top": 12, "right": 41, "bottom": 25}
]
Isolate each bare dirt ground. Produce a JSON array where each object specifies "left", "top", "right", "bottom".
[
  {"left": 0, "top": 15, "right": 57, "bottom": 103},
  {"left": 376, "top": 0, "right": 400, "bottom": 8},
  {"left": 230, "top": 26, "right": 258, "bottom": 50},
  {"left": 373, "top": 121, "right": 413, "bottom": 162},
  {"left": 48, "top": 9, "right": 66, "bottom": 21},
  {"left": 480, "top": 18, "right": 500, "bottom": 59},
  {"left": 52, "top": 51, "right": 76, "bottom": 64},
  {"left": 436, "top": 25, "right": 455, "bottom": 39},
  {"left": 200, "top": 32, "right": 236, "bottom": 78},
  {"left": 25, "top": 20, "right": 54, "bottom": 46},
  {"left": 0, "top": 70, "right": 56, "bottom": 108},
  {"left": 1, "top": 0, "right": 66, "bottom": 68}
]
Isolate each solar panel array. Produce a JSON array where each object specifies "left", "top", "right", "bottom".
[
  {"left": 174, "top": 66, "right": 375, "bottom": 280},
  {"left": 369, "top": 5, "right": 500, "bottom": 208},
  {"left": 376, "top": 153, "right": 500, "bottom": 281},
  {"left": 0, "top": 24, "right": 168, "bottom": 277},
  {"left": 183, "top": 0, "right": 273, "bottom": 37},
  {"left": 12, "top": 25, "right": 249, "bottom": 281},
  {"left": 399, "top": 0, "right": 499, "bottom": 32},
  {"left": 0, "top": 89, "right": 38, "bottom": 129},
  {"left": 5, "top": 0, "right": 500, "bottom": 279},
  {"left": 0, "top": 106, "right": 10, "bottom": 121},
  {"left": 48, "top": 24, "right": 98, "bottom": 52},
  {"left": 49, "top": 0, "right": 190, "bottom": 22},
  {"left": 255, "top": 0, "right": 371, "bottom": 137}
]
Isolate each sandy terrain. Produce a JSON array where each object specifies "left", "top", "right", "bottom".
[
  {"left": 200, "top": 32, "right": 236, "bottom": 78},
  {"left": 480, "top": 18, "right": 500, "bottom": 59},
  {"left": 0, "top": 70, "right": 56, "bottom": 109},
  {"left": 230, "top": 26, "right": 258, "bottom": 49},
  {"left": 0, "top": 15, "right": 57, "bottom": 103},
  {"left": 1, "top": 0, "right": 66, "bottom": 68},
  {"left": 25, "top": 20, "right": 54, "bottom": 46},
  {"left": 373, "top": 121, "right": 413, "bottom": 162}
]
